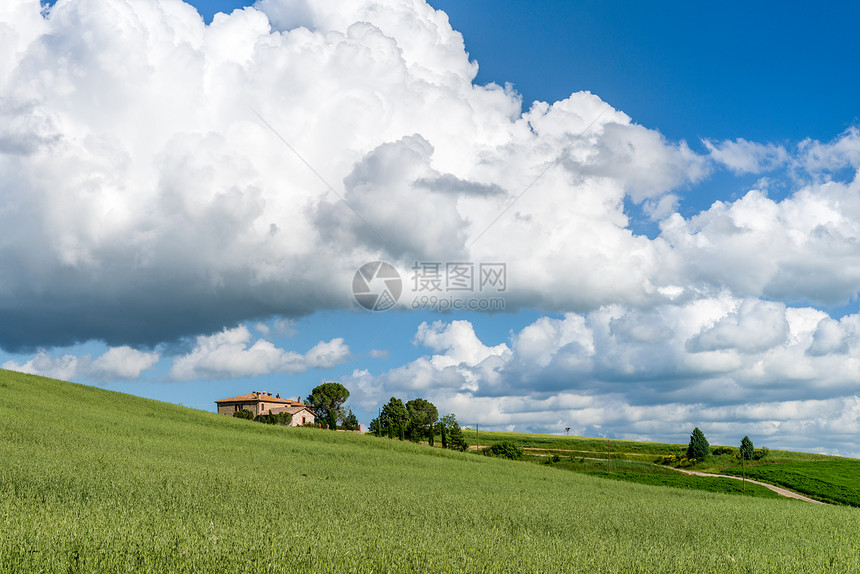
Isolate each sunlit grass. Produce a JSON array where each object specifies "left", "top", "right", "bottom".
[
  {"left": 2, "top": 370, "right": 859, "bottom": 573},
  {"left": 721, "top": 461, "right": 860, "bottom": 506}
]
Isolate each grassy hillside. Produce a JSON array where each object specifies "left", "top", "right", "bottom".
[
  {"left": 464, "top": 428, "right": 860, "bottom": 504},
  {"left": 467, "top": 429, "right": 686, "bottom": 458},
  {"left": 538, "top": 458, "right": 782, "bottom": 499},
  {"left": 465, "top": 429, "right": 842, "bottom": 463},
  {"left": 2, "top": 370, "right": 860, "bottom": 573},
  {"left": 721, "top": 461, "right": 860, "bottom": 506}
]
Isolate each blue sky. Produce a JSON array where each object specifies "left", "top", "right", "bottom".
[{"left": 3, "top": 0, "right": 860, "bottom": 454}]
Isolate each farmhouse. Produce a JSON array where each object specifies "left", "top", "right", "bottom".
[{"left": 215, "top": 391, "right": 315, "bottom": 426}]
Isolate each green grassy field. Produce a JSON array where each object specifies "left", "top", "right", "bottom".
[
  {"left": 2, "top": 370, "right": 860, "bottom": 573},
  {"left": 720, "top": 461, "right": 860, "bottom": 506},
  {"left": 466, "top": 429, "right": 685, "bottom": 460},
  {"left": 539, "top": 458, "right": 782, "bottom": 499},
  {"left": 465, "top": 428, "right": 860, "bottom": 504},
  {"left": 466, "top": 429, "right": 842, "bottom": 463}
]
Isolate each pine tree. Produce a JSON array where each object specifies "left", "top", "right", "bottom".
[
  {"left": 441, "top": 414, "right": 467, "bottom": 452},
  {"left": 686, "top": 427, "right": 710, "bottom": 460},
  {"left": 440, "top": 422, "right": 448, "bottom": 449},
  {"left": 369, "top": 417, "right": 381, "bottom": 436},
  {"left": 379, "top": 397, "right": 408, "bottom": 439},
  {"left": 405, "top": 398, "right": 438, "bottom": 442},
  {"left": 740, "top": 435, "right": 755, "bottom": 461}
]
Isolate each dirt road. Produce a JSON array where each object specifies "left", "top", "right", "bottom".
[{"left": 674, "top": 468, "right": 826, "bottom": 504}]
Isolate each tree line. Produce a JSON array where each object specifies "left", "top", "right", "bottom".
[
  {"left": 685, "top": 427, "right": 768, "bottom": 462},
  {"left": 369, "top": 397, "right": 468, "bottom": 451}
]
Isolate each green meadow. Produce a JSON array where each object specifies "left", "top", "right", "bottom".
[
  {"left": 465, "top": 428, "right": 860, "bottom": 503},
  {"left": 466, "top": 429, "right": 686, "bottom": 458},
  {"left": 538, "top": 458, "right": 782, "bottom": 499},
  {"left": 721, "top": 461, "right": 860, "bottom": 506},
  {"left": 465, "top": 428, "right": 843, "bottom": 463},
  {"left": 2, "top": 370, "right": 860, "bottom": 573}
]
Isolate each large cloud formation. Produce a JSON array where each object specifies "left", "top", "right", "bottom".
[
  {"left": 2, "top": 0, "right": 860, "bottom": 452},
  {"left": 346, "top": 302, "right": 860, "bottom": 455},
  {"left": 3, "top": 0, "right": 860, "bottom": 351},
  {"left": 0, "top": 0, "right": 723, "bottom": 349}
]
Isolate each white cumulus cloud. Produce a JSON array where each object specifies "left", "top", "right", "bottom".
[
  {"left": 704, "top": 138, "right": 788, "bottom": 174},
  {"left": 0, "top": 0, "right": 717, "bottom": 350},
  {"left": 344, "top": 301, "right": 860, "bottom": 455},
  {"left": 3, "top": 345, "right": 159, "bottom": 381},
  {"left": 168, "top": 325, "right": 350, "bottom": 380}
]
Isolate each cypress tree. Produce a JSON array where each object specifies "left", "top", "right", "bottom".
[
  {"left": 740, "top": 435, "right": 755, "bottom": 461},
  {"left": 441, "top": 422, "right": 448, "bottom": 449},
  {"left": 446, "top": 420, "right": 467, "bottom": 452},
  {"left": 686, "top": 427, "right": 710, "bottom": 460}
]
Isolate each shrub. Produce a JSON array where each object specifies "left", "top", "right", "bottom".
[
  {"left": 755, "top": 447, "right": 769, "bottom": 460},
  {"left": 483, "top": 441, "right": 524, "bottom": 460},
  {"left": 712, "top": 446, "right": 734, "bottom": 456},
  {"left": 233, "top": 409, "right": 254, "bottom": 420},
  {"left": 257, "top": 411, "right": 293, "bottom": 426}
]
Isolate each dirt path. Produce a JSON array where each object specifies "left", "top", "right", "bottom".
[{"left": 673, "top": 468, "right": 826, "bottom": 504}]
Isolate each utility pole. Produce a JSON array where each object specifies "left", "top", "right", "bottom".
[
  {"left": 607, "top": 439, "right": 611, "bottom": 474},
  {"left": 742, "top": 449, "right": 746, "bottom": 491},
  {"left": 476, "top": 423, "right": 479, "bottom": 452}
]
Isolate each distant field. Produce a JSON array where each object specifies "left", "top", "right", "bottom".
[
  {"left": 465, "top": 429, "right": 841, "bottom": 463},
  {"left": 465, "top": 428, "right": 856, "bottom": 504},
  {"left": 465, "top": 429, "right": 685, "bottom": 459},
  {"left": 721, "top": 461, "right": 860, "bottom": 506},
  {"left": 3, "top": 370, "right": 860, "bottom": 573},
  {"left": 540, "top": 458, "right": 782, "bottom": 499}
]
